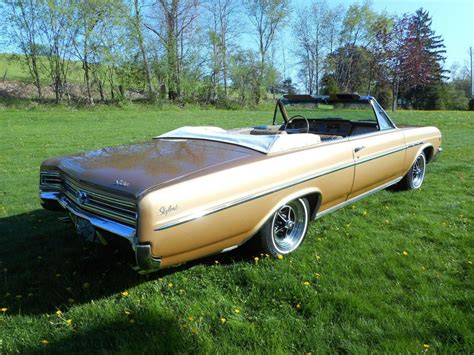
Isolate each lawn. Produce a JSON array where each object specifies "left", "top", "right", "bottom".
[{"left": 0, "top": 106, "right": 472, "bottom": 353}]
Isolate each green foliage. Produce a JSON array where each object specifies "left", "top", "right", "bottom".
[
  {"left": 0, "top": 107, "right": 472, "bottom": 352},
  {"left": 320, "top": 74, "right": 340, "bottom": 95},
  {"left": 469, "top": 98, "right": 474, "bottom": 111}
]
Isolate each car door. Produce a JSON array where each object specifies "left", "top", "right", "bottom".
[{"left": 348, "top": 101, "right": 407, "bottom": 199}]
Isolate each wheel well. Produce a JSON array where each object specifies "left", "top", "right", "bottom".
[
  {"left": 302, "top": 192, "right": 322, "bottom": 219},
  {"left": 423, "top": 146, "right": 434, "bottom": 163}
]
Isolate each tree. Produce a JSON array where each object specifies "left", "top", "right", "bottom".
[
  {"left": 397, "top": 9, "right": 447, "bottom": 109},
  {"left": 39, "top": 0, "right": 75, "bottom": 103},
  {"left": 131, "top": 0, "right": 155, "bottom": 100},
  {"left": 71, "top": 0, "right": 113, "bottom": 104},
  {"left": 229, "top": 50, "right": 260, "bottom": 104},
  {"left": 205, "top": 0, "right": 240, "bottom": 100},
  {"left": 293, "top": 1, "right": 342, "bottom": 95},
  {"left": 245, "top": 0, "right": 288, "bottom": 104},
  {"left": 145, "top": 0, "right": 200, "bottom": 100},
  {"left": 5, "top": 0, "right": 44, "bottom": 99}
]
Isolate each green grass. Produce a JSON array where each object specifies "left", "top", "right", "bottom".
[
  {"left": 0, "top": 53, "right": 84, "bottom": 83},
  {"left": 0, "top": 107, "right": 473, "bottom": 353}
]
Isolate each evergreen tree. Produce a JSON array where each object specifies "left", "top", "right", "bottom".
[{"left": 399, "top": 8, "right": 447, "bottom": 109}]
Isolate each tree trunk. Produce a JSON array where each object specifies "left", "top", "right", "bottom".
[
  {"left": 31, "top": 56, "right": 42, "bottom": 99},
  {"left": 392, "top": 75, "right": 399, "bottom": 111},
  {"left": 134, "top": 0, "right": 154, "bottom": 100}
]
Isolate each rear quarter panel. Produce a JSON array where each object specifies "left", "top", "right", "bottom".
[{"left": 138, "top": 139, "right": 355, "bottom": 267}]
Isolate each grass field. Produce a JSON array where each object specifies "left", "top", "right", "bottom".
[
  {"left": 0, "top": 107, "right": 472, "bottom": 353},
  {"left": 0, "top": 54, "right": 84, "bottom": 84}
]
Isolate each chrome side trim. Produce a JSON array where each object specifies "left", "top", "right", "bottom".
[
  {"left": 355, "top": 145, "right": 406, "bottom": 165},
  {"left": 135, "top": 244, "right": 161, "bottom": 273},
  {"left": 315, "top": 177, "right": 403, "bottom": 219},
  {"left": 40, "top": 191, "right": 137, "bottom": 246},
  {"left": 220, "top": 245, "right": 239, "bottom": 253},
  {"left": 154, "top": 160, "right": 354, "bottom": 231},
  {"left": 407, "top": 141, "right": 424, "bottom": 149},
  {"left": 154, "top": 144, "right": 409, "bottom": 232}
]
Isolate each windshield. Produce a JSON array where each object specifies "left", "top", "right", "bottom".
[{"left": 280, "top": 101, "right": 377, "bottom": 124}]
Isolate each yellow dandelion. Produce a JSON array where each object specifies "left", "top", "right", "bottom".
[
  {"left": 220, "top": 317, "right": 226, "bottom": 324},
  {"left": 296, "top": 303, "right": 301, "bottom": 309},
  {"left": 315, "top": 255, "right": 321, "bottom": 261},
  {"left": 214, "top": 260, "right": 219, "bottom": 264},
  {"left": 351, "top": 205, "right": 356, "bottom": 209},
  {"left": 188, "top": 316, "right": 194, "bottom": 321},
  {"left": 158, "top": 278, "right": 163, "bottom": 282},
  {"left": 265, "top": 254, "right": 270, "bottom": 257},
  {"left": 254, "top": 257, "right": 259, "bottom": 263},
  {"left": 56, "top": 310, "right": 62, "bottom": 316},
  {"left": 234, "top": 308, "right": 240, "bottom": 314},
  {"left": 1, "top": 307, "right": 7, "bottom": 313},
  {"left": 129, "top": 319, "right": 135, "bottom": 324},
  {"left": 40, "top": 339, "right": 49, "bottom": 346},
  {"left": 402, "top": 251, "right": 408, "bottom": 256},
  {"left": 66, "top": 319, "right": 73, "bottom": 326},
  {"left": 468, "top": 261, "right": 472, "bottom": 265},
  {"left": 303, "top": 281, "right": 310, "bottom": 286},
  {"left": 363, "top": 210, "right": 368, "bottom": 216},
  {"left": 168, "top": 283, "right": 173, "bottom": 288},
  {"left": 384, "top": 219, "right": 389, "bottom": 224},
  {"left": 421, "top": 266, "right": 426, "bottom": 271},
  {"left": 121, "top": 291, "right": 129, "bottom": 297},
  {"left": 277, "top": 255, "right": 284, "bottom": 260},
  {"left": 314, "top": 273, "right": 321, "bottom": 279},
  {"left": 82, "top": 282, "right": 90, "bottom": 289},
  {"left": 423, "top": 344, "right": 430, "bottom": 349}
]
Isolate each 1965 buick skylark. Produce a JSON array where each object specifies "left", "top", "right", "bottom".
[{"left": 39, "top": 94, "right": 442, "bottom": 273}]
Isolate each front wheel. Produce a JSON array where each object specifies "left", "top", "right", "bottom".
[
  {"left": 397, "top": 152, "right": 426, "bottom": 190},
  {"left": 259, "top": 198, "right": 309, "bottom": 256}
]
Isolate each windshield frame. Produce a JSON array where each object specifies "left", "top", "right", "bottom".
[{"left": 272, "top": 94, "right": 397, "bottom": 131}]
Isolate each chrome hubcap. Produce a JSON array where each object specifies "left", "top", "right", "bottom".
[
  {"left": 412, "top": 155, "right": 426, "bottom": 188},
  {"left": 272, "top": 200, "right": 307, "bottom": 253}
]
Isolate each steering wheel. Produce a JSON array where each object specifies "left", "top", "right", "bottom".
[{"left": 284, "top": 115, "right": 310, "bottom": 134}]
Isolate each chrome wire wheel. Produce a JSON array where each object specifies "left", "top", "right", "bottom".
[
  {"left": 411, "top": 153, "right": 426, "bottom": 189},
  {"left": 271, "top": 199, "right": 308, "bottom": 254}
]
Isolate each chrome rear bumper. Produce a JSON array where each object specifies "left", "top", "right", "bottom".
[{"left": 40, "top": 191, "right": 161, "bottom": 273}]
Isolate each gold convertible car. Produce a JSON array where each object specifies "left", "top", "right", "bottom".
[{"left": 40, "top": 94, "right": 442, "bottom": 273}]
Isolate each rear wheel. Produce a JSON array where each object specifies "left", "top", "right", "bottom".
[
  {"left": 397, "top": 152, "right": 426, "bottom": 190},
  {"left": 259, "top": 198, "right": 309, "bottom": 256}
]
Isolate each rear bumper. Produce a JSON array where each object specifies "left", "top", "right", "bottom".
[{"left": 40, "top": 191, "right": 161, "bottom": 273}]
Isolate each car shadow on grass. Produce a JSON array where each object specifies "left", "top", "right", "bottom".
[
  {"left": 0, "top": 209, "right": 256, "bottom": 316},
  {"left": 20, "top": 313, "right": 200, "bottom": 354}
]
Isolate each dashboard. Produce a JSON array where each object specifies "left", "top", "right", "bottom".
[{"left": 286, "top": 118, "right": 378, "bottom": 137}]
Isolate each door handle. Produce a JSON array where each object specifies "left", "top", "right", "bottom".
[{"left": 354, "top": 146, "right": 366, "bottom": 153}]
